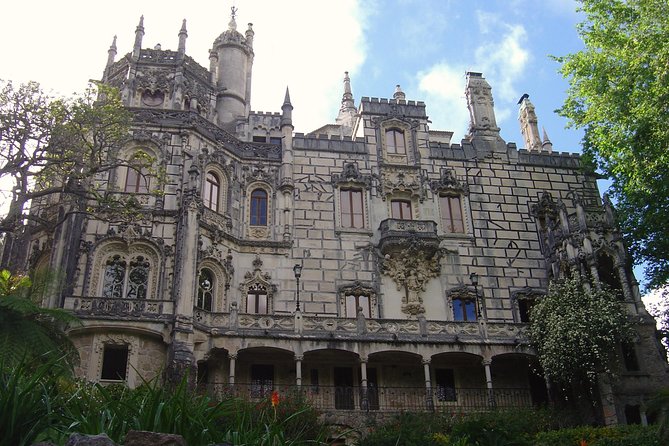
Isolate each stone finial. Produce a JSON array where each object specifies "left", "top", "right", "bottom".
[
  {"left": 393, "top": 84, "right": 406, "bottom": 101},
  {"left": 518, "top": 94, "right": 542, "bottom": 151},
  {"left": 132, "top": 15, "right": 145, "bottom": 59},
  {"left": 465, "top": 72, "right": 500, "bottom": 137},
  {"left": 106, "top": 35, "right": 117, "bottom": 68},
  {"left": 228, "top": 6, "right": 238, "bottom": 31},
  {"left": 281, "top": 86, "right": 293, "bottom": 127},
  {"left": 245, "top": 23, "right": 254, "bottom": 46},
  {"left": 541, "top": 127, "right": 553, "bottom": 153},
  {"left": 178, "top": 19, "right": 187, "bottom": 54}
]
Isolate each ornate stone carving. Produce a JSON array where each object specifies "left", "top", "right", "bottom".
[
  {"left": 381, "top": 245, "right": 441, "bottom": 316},
  {"left": 332, "top": 162, "right": 372, "bottom": 188},
  {"left": 430, "top": 168, "right": 468, "bottom": 195},
  {"left": 378, "top": 166, "right": 427, "bottom": 202}
]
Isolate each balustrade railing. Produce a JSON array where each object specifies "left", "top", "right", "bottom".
[
  {"left": 203, "top": 383, "right": 533, "bottom": 412},
  {"left": 64, "top": 296, "right": 173, "bottom": 319}
]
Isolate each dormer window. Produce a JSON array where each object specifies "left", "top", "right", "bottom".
[{"left": 385, "top": 128, "right": 406, "bottom": 154}]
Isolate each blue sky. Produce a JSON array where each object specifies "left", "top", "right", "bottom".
[{"left": 2, "top": 0, "right": 585, "bottom": 150}]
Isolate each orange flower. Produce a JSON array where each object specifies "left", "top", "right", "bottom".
[
  {"left": 580, "top": 440, "right": 588, "bottom": 446},
  {"left": 271, "top": 390, "right": 280, "bottom": 407}
]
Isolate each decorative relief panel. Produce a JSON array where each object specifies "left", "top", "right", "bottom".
[{"left": 378, "top": 166, "right": 427, "bottom": 202}]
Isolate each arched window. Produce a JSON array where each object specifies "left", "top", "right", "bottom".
[
  {"left": 250, "top": 189, "right": 268, "bottom": 226},
  {"left": 102, "top": 255, "right": 126, "bottom": 298},
  {"left": 197, "top": 269, "right": 214, "bottom": 311},
  {"left": 204, "top": 172, "right": 220, "bottom": 212},
  {"left": 101, "top": 255, "right": 150, "bottom": 299},
  {"left": 124, "top": 166, "right": 149, "bottom": 193},
  {"left": 385, "top": 128, "right": 406, "bottom": 154}
]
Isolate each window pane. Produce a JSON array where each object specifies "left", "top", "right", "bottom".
[
  {"left": 126, "top": 256, "right": 149, "bottom": 299},
  {"left": 205, "top": 173, "right": 220, "bottom": 212},
  {"left": 395, "top": 130, "right": 406, "bottom": 154},
  {"left": 453, "top": 299, "right": 464, "bottom": 321},
  {"left": 103, "top": 256, "right": 125, "bottom": 298},
  {"left": 351, "top": 190, "right": 364, "bottom": 228},
  {"left": 465, "top": 300, "right": 477, "bottom": 321},
  {"left": 257, "top": 293, "right": 267, "bottom": 314},
  {"left": 198, "top": 270, "right": 214, "bottom": 311},
  {"left": 125, "top": 167, "right": 149, "bottom": 193},
  {"left": 340, "top": 189, "right": 352, "bottom": 228},
  {"left": 450, "top": 197, "right": 464, "bottom": 233},
  {"left": 391, "top": 200, "right": 412, "bottom": 220},
  {"left": 359, "top": 295, "right": 370, "bottom": 318},
  {"left": 345, "top": 295, "right": 357, "bottom": 317},
  {"left": 386, "top": 129, "right": 396, "bottom": 153},
  {"left": 250, "top": 189, "right": 268, "bottom": 226}
]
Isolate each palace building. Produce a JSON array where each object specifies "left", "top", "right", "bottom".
[{"left": 19, "top": 11, "right": 667, "bottom": 430}]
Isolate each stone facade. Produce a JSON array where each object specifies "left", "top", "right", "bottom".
[{"left": 18, "top": 11, "right": 667, "bottom": 431}]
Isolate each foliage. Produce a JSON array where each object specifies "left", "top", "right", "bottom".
[
  {"left": 647, "top": 387, "right": 669, "bottom": 442},
  {"left": 0, "top": 357, "right": 69, "bottom": 446},
  {"left": 0, "top": 80, "right": 158, "bottom": 245},
  {"left": 534, "top": 424, "right": 660, "bottom": 446},
  {"left": 555, "top": 0, "right": 669, "bottom": 288},
  {"left": 357, "top": 412, "right": 455, "bottom": 446},
  {"left": 0, "top": 269, "right": 78, "bottom": 366},
  {"left": 528, "top": 276, "right": 633, "bottom": 386}
]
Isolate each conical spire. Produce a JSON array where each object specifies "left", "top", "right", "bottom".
[
  {"left": 541, "top": 127, "right": 553, "bottom": 153},
  {"left": 132, "top": 15, "right": 145, "bottom": 59},
  {"left": 282, "top": 86, "right": 293, "bottom": 127},
  {"left": 106, "top": 35, "right": 117, "bottom": 68},
  {"left": 336, "top": 71, "right": 357, "bottom": 136},
  {"left": 178, "top": 19, "right": 188, "bottom": 55}
]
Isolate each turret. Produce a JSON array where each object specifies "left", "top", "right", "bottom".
[
  {"left": 102, "top": 35, "right": 117, "bottom": 82},
  {"left": 541, "top": 127, "right": 553, "bottom": 153},
  {"left": 132, "top": 16, "right": 144, "bottom": 60},
  {"left": 393, "top": 84, "right": 406, "bottom": 101},
  {"left": 335, "top": 72, "right": 357, "bottom": 136},
  {"left": 178, "top": 19, "right": 187, "bottom": 55},
  {"left": 465, "top": 72, "right": 500, "bottom": 138},
  {"left": 518, "top": 94, "right": 542, "bottom": 151},
  {"left": 211, "top": 7, "right": 255, "bottom": 127},
  {"left": 281, "top": 87, "right": 293, "bottom": 128}
]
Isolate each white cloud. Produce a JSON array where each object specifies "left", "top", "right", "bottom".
[{"left": 416, "top": 12, "right": 529, "bottom": 140}]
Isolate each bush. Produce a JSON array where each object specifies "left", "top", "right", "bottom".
[
  {"left": 357, "top": 412, "right": 455, "bottom": 446},
  {"left": 534, "top": 424, "right": 660, "bottom": 446}
]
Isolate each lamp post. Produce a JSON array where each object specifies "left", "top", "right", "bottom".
[
  {"left": 470, "top": 272, "right": 482, "bottom": 318},
  {"left": 293, "top": 264, "right": 303, "bottom": 311}
]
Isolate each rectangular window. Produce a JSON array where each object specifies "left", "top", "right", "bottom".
[
  {"left": 391, "top": 200, "right": 412, "bottom": 220},
  {"left": 345, "top": 294, "right": 371, "bottom": 318},
  {"left": 269, "top": 137, "right": 282, "bottom": 146},
  {"left": 125, "top": 167, "right": 149, "bottom": 193},
  {"left": 101, "top": 345, "right": 129, "bottom": 381},
  {"left": 453, "top": 298, "right": 477, "bottom": 321},
  {"left": 435, "top": 368, "right": 456, "bottom": 402},
  {"left": 252, "top": 136, "right": 267, "bottom": 143},
  {"left": 247, "top": 290, "right": 268, "bottom": 314},
  {"left": 386, "top": 129, "right": 406, "bottom": 154},
  {"left": 440, "top": 195, "right": 464, "bottom": 233},
  {"left": 518, "top": 299, "right": 534, "bottom": 323},
  {"left": 340, "top": 189, "right": 364, "bottom": 229}
]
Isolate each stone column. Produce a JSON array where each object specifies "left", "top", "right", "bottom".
[
  {"left": 482, "top": 359, "right": 496, "bottom": 408},
  {"left": 423, "top": 358, "right": 434, "bottom": 411},
  {"left": 228, "top": 353, "right": 237, "bottom": 386},
  {"left": 295, "top": 355, "right": 303, "bottom": 388},
  {"left": 360, "top": 357, "right": 369, "bottom": 411}
]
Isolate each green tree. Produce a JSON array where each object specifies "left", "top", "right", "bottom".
[
  {"left": 0, "top": 269, "right": 78, "bottom": 365},
  {"left": 0, "top": 80, "right": 156, "bottom": 270},
  {"left": 556, "top": 0, "right": 669, "bottom": 290},
  {"left": 528, "top": 277, "right": 633, "bottom": 386}
]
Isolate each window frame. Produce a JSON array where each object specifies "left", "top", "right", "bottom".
[
  {"left": 385, "top": 128, "right": 406, "bottom": 155},
  {"left": 204, "top": 172, "right": 221, "bottom": 212},
  {"left": 101, "top": 254, "right": 151, "bottom": 300},
  {"left": 340, "top": 188, "right": 365, "bottom": 229},
  {"left": 246, "top": 283, "right": 269, "bottom": 314},
  {"left": 250, "top": 188, "right": 269, "bottom": 227},
  {"left": 391, "top": 199, "right": 413, "bottom": 220},
  {"left": 124, "top": 165, "right": 150, "bottom": 193},
  {"left": 344, "top": 294, "right": 371, "bottom": 318},
  {"left": 452, "top": 297, "right": 477, "bottom": 321},
  {"left": 100, "top": 344, "right": 129, "bottom": 382},
  {"left": 439, "top": 194, "right": 465, "bottom": 234},
  {"left": 197, "top": 269, "right": 215, "bottom": 311}
]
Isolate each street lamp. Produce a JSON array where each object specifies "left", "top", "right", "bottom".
[
  {"left": 293, "top": 264, "right": 303, "bottom": 311},
  {"left": 469, "top": 272, "right": 482, "bottom": 318}
]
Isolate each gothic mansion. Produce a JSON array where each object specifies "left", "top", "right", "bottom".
[{"left": 21, "top": 13, "right": 667, "bottom": 426}]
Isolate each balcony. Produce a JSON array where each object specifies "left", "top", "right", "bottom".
[
  {"left": 204, "top": 383, "right": 533, "bottom": 413},
  {"left": 378, "top": 218, "right": 440, "bottom": 256},
  {"left": 63, "top": 296, "right": 173, "bottom": 321}
]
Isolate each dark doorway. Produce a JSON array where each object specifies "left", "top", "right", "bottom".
[
  {"left": 366, "top": 368, "right": 379, "bottom": 410},
  {"left": 250, "top": 364, "right": 274, "bottom": 398},
  {"left": 528, "top": 369, "right": 549, "bottom": 406},
  {"left": 334, "top": 367, "right": 354, "bottom": 410}
]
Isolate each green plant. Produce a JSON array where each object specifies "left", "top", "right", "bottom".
[
  {"left": 357, "top": 412, "right": 454, "bottom": 446},
  {"left": 534, "top": 424, "right": 660, "bottom": 446},
  {"left": 0, "top": 357, "right": 68, "bottom": 446}
]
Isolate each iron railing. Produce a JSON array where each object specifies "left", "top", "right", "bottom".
[{"left": 203, "top": 382, "right": 533, "bottom": 412}]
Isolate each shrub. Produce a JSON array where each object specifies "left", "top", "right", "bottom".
[
  {"left": 357, "top": 412, "right": 455, "bottom": 446},
  {"left": 534, "top": 424, "right": 660, "bottom": 446}
]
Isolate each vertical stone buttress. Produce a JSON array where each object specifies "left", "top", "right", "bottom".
[
  {"left": 167, "top": 158, "right": 200, "bottom": 385},
  {"left": 280, "top": 88, "right": 295, "bottom": 242}
]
